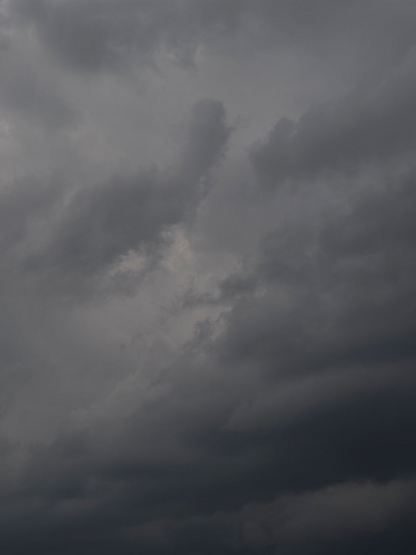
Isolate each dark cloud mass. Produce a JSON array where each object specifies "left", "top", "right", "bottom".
[{"left": 0, "top": 1, "right": 416, "bottom": 553}]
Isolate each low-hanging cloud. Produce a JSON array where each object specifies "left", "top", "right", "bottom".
[
  {"left": 0, "top": 1, "right": 415, "bottom": 554},
  {"left": 250, "top": 49, "right": 416, "bottom": 187}
]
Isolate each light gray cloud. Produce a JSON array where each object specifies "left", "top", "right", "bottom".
[{"left": 8, "top": 98, "right": 230, "bottom": 299}]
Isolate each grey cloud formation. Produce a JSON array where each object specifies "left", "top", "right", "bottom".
[
  {"left": 13, "top": 0, "right": 416, "bottom": 77},
  {"left": 250, "top": 49, "right": 416, "bottom": 187},
  {"left": 0, "top": 58, "right": 76, "bottom": 128},
  {"left": 13, "top": 0, "right": 242, "bottom": 71},
  {"left": 0, "top": 1, "right": 416, "bottom": 554},
  {"left": 19, "top": 98, "right": 229, "bottom": 298}
]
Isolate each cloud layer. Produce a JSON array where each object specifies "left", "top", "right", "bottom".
[{"left": 0, "top": 1, "right": 415, "bottom": 553}]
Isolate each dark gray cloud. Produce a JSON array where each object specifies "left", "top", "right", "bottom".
[
  {"left": 250, "top": 49, "right": 416, "bottom": 188},
  {"left": 13, "top": 0, "right": 242, "bottom": 71},
  {"left": 10, "top": 98, "right": 230, "bottom": 298},
  {"left": 12, "top": 0, "right": 416, "bottom": 78},
  {"left": 0, "top": 1, "right": 415, "bottom": 554}
]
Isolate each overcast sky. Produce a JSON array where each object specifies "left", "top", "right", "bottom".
[{"left": 0, "top": 1, "right": 416, "bottom": 553}]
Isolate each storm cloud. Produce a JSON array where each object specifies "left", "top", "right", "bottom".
[{"left": 0, "top": 1, "right": 416, "bottom": 554}]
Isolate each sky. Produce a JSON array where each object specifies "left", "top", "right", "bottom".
[{"left": 0, "top": 1, "right": 416, "bottom": 553}]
